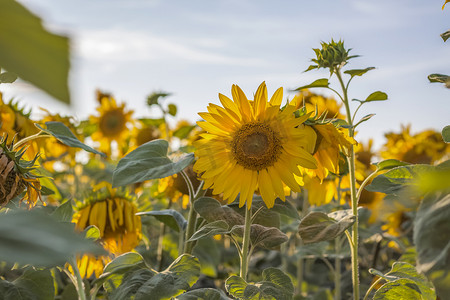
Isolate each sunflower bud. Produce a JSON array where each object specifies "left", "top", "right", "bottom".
[{"left": 306, "top": 39, "right": 358, "bottom": 74}]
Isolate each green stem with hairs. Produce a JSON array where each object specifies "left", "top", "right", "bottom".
[
  {"left": 12, "top": 131, "right": 50, "bottom": 150},
  {"left": 363, "top": 277, "right": 384, "bottom": 300},
  {"left": 335, "top": 68, "right": 359, "bottom": 300},
  {"left": 183, "top": 170, "right": 205, "bottom": 254},
  {"left": 68, "top": 257, "right": 87, "bottom": 300},
  {"left": 240, "top": 205, "right": 253, "bottom": 280}
]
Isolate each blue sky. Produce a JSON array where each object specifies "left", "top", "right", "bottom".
[{"left": 4, "top": 0, "right": 450, "bottom": 149}]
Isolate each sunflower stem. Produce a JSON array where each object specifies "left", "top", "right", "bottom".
[
  {"left": 182, "top": 171, "right": 205, "bottom": 254},
  {"left": 335, "top": 68, "right": 359, "bottom": 300},
  {"left": 335, "top": 236, "right": 343, "bottom": 300},
  {"left": 363, "top": 276, "right": 384, "bottom": 300},
  {"left": 297, "top": 189, "right": 309, "bottom": 296},
  {"left": 240, "top": 204, "right": 252, "bottom": 281},
  {"left": 68, "top": 256, "right": 87, "bottom": 300},
  {"left": 12, "top": 131, "right": 50, "bottom": 150}
]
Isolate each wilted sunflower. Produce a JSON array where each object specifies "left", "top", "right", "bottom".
[
  {"left": 194, "top": 82, "right": 318, "bottom": 209},
  {"left": 0, "top": 136, "right": 41, "bottom": 208},
  {"left": 90, "top": 96, "right": 133, "bottom": 157},
  {"left": 72, "top": 185, "right": 142, "bottom": 278}
]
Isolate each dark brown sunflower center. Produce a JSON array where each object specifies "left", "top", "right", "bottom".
[
  {"left": 231, "top": 122, "right": 282, "bottom": 171},
  {"left": 100, "top": 109, "right": 126, "bottom": 137}
]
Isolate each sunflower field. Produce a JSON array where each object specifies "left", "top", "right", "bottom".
[{"left": 0, "top": 1, "right": 449, "bottom": 300}]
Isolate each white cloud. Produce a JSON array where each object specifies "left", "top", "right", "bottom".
[{"left": 74, "top": 29, "right": 267, "bottom": 66}]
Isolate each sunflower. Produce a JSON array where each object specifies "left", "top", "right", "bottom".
[
  {"left": 0, "top": 93, "right": 40, "bottom": 160},
  {"left": 303, "top": 175, "right": 336, "bottom": 206},
  {"left": 90, "top": 96, "right": 133, "bottom": 157},
  {"left": 0, "top": 136, "right": 42, "bottom": 208},
  {"left": 381, "top": 125, "right": 450, "bottom": 164},
  {"left": 301, "top": 122, "right": 355, "bottom": 182},
  {"left": 158, "top": 165, "right": 207, "bottom": 209},
  {"left": 72, "top": 184, "right": 142, "bottom": 278},
  {"left": 297, "top": 90, "right": 345, "bottom": 120},
  {"left": 194, "top": 82, "right": 318, "bottom": 209}
]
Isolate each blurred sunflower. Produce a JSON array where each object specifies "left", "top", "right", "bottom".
[
  {"left": 194, "top": 82, "right": 318, "bottom": 209},
  {"left": 72, "top": 184, "right": 142, "bottom": 278},
  {"left": 0, "top": 93, "right": 40, "bottom": 160},
  {"left": 302, "top": 175, "right": 336, "bottom": 206},
  {"left": 129, "top": 120, "right": 161, "bottom": 152},
  {"left": 297, "top": 89, "right": 345, "bottom": 120},
  {"left": 158, "top": 165, "right": 205, "bottom": 209},
  {"left": 38, "top": 108, "right": 82, "bottom": 170},
  {"left": 381, "top": 125, "right": 450, "bottom": 164},
  {"left": 90, "top": 96, "right": 133, "bottom": 157},
  {"left": 0, "top": 136, "right": 42, "bottom": 208},
  {"left": 380, "top": 201, "right": 414, "bottom": 237}
]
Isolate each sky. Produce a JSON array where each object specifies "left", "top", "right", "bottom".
[{"left": 3, "top": 0, "right": 450, "bottom": 150}]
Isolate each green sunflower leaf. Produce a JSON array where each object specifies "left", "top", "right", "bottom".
[
  {"left": 441, "top": 30, "right": 450, "bottom": 42},
  {"left": 294, "top": 78, "right": 329, "bottom": 91},
  {"left": 139, "top": 209, "right": 187, "bottom": 232},
  {"left": 168, "top": 103, "right": 178, "bottom": 116},
  {"left": 176, "top": 288, "right": 230, "bottom": 300},
  {"left": 0, "top": 210, "right": 104, "bottom": 266},
  {"left": 173, "top": 125, "right": 197, "bottom": 139},
  {"left": 194, "top": 197, "right": 244, "bottom": 228},
  {"left": 414, "top": 193, "right": 450, "bottom": 298},
  {"left": 13, "top": 269, "right": 55, "bottom": 300},
  {"left": 225, "top": 268, "right": 294, "bottom": 300},
  {"left": 365, "top": 165, "right": 434, "bottom": 195},
  {"left": 192, "top": 237, "right": 221, "bottom": 278},
  {"left": 354, "top": 113, "right": 376, "bottom": 128},
  {"left": 188, "top": 220, "right": 230, "bottom": 242},
  {"left": 0, "top": 279, "right": 36, "bottom": 300},
  {"left": 373, "top": 279, "right": 423, "bottom": 300},
  {"left": 0, "top": 0, "right": 70, "bottom": 103},
  {"left": 298, "top": 211, "right": 355, "bottom": 244},
  {"left": 442, "top": 125, "right": 450, "bottom": 143},
  {"left": 428, "top": 73, "right": 450, "bottom": 83},
  {"left": 96, "top": 252, "right": 146, "bottom": 292},
  {"left": 51, "top": 199, "right": 73, "bottom": 223},
  {"left": 112, "top": 139, "right": 194, "bottom": 188},
  {"left": 344, "top": 67, "right": 375, "bottom": 78},
  {"left": 35, "top": 121, "right": 104, "bottom": 156},
  {"left": 110, "top": 254, "right": 200, "bottom": 300},
  {"left": 0, "top": 71, "right": 18, "bottom": 83},
  {"left": 364, "top": 91, "right": 388, "bottom": 102},
  {"left": 373, "top": 159, "right": 410, "bottom": 171},
  {"left": 231, "top": 224, "right": 288, "bottom": 249}
]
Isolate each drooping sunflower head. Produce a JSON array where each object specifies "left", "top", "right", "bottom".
[
  {"left": 194, "top": 82, "right": 318, "bottom": 209},
  {"left": 0, "top": 136, "right": 42, "bottom": 208},
  {"left": 301, "top": 122, "right": 356, "bottom": 182},
  {"left": 90, "top": 96, "right": 134, "bottom": 156},
  {"left": 73, "top": 185, "right": 142, "bottom": 255},
  {"left": 72, "top": 184, "right": 142, "bottom": 278}
]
